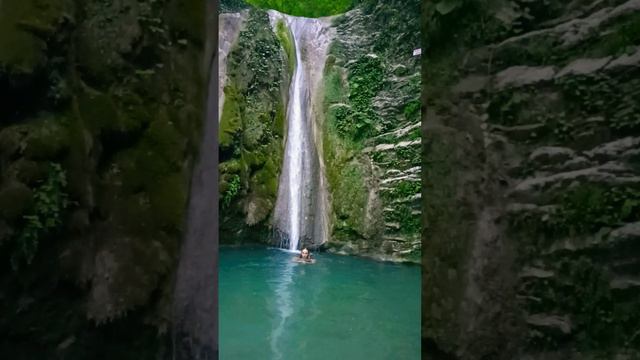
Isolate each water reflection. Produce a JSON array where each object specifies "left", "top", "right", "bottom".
[{"left": 270, "top": 256, "right": 296, "bottom": 359}]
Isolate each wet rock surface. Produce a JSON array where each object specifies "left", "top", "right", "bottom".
[
  {"left": 423, "top": 0, "right": 640, "bottom": 358},
  {"left": 0, "top": 0, "right": 206, "bottom": 357}
]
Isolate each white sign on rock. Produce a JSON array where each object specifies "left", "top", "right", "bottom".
[{"left": 413, "top": 48, "right": 422, "bottom": 56}]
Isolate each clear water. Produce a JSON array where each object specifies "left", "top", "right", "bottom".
[{"left": 219, "top": 247, "right": 421, "bottom": 360}]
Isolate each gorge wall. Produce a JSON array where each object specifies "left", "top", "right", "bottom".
[
  {"left": 422, "top": 0, "right": 640, "bottom": 358},
  {"left": 0, "top": 0, "right": 205, "bottom": 357},
  {"left": 219, "top": 0, "right": 421, "bottom": 262}
]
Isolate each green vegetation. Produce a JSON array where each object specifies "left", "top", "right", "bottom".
[
  {"left": 11, "top": 163, "right": 69, "bottom": 271},
  {"left": 383, "top": 180, "right": 421, "bottom": 202},
  {"left": 222, "top": 174, "right": 241, "bottom": 209},
  {"left": 321, "top": 47, "right": 370, "bottom": 241},
  {"left": 244, "top": 0, "right": 353, "bottom": 18},
  {"left": 319, "top": 0, "right": 421, "bottom": 257},
  {"left": 275, "top": 19, "right": 295, "bottom": 76},
  {"left": 218, "top": 9, "right": 287, "bottom": 239},
  {"left": 403, "top": 100, "right": 420, "bottom": 121},
  {"left": 331, "top": 162, "right": 368, "bottom": 237},
  {"left": 510, "top": 185, "right": 640, "bottom": 249},
  {"left": 386, "top": 204, "right": 420, "bottom": 235},
  {"left": 326, "top": 55, "right": 384, "bottom": 141},
  {"left": 558, "top": 73, "right": 640, "bottom": 133}
]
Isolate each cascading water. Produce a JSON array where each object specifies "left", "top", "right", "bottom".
[
  {"left": 281, "top": 18, "right": 305, "bottom": 252},
  {"left": 270, "top": 12, "right": 333, "bottom": 252}
]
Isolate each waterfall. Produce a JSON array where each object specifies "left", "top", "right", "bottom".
[
  {"left": 270, "top": 12, "right": 334, "bottom": 252},
  {"left": 281, "top": 18, "right": 306, "bottom": 252}
]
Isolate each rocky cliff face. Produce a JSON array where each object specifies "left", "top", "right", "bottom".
[
  {"left": 321, "top": 0, "right": 421, "bottom": 262},
  {"left": 0, "top": 0, "right": 205, "bottom": 357},
  {"left": 423, "top": 0, "right": 640, "bottom": 358},
  {"left": 219, "top": 0, "right": 421, "bottom": 262},
  {"left": 218, "top": 6, "right": 289, "bottom": 244}
]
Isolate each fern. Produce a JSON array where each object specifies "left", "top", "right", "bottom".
[{"left": 11, "top": 163, "right": 69, "bottom": 271}]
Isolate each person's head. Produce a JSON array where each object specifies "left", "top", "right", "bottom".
[{"left": 300, "top": 248, "right": 310, "bottom": 259}]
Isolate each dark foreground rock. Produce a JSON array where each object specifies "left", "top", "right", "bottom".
[{"left": 423, "top": 0, "right": 640, "bottom": 358}]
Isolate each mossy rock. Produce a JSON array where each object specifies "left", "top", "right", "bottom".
[
  {"left": 244, "top": 195, "right": 272, "bottom": 225},
  {"left": 219, "top": 86, "right": 243, "bottom": 148},
  {"left": 248, "top": 156, "right": 279, "bottom": 200},
  {"left": 275, "top": 19, "right": 295, "bottom": 76},
  {"left": 219, "top": 159, "right": 242, "bottom": 175},
  {"left": 242, "top": 150, "right": 267, "bottom": 171},
  {"left": 0, "top": 125, "right": 28, "bottom": 159},
  {"left": 112, "top": 120, "right": 184, "bottom": 196},
  {"left": 24, "top": 115, "right": 70, "bottom": 160},
  {"left": 77, "top": 89, "right": 121, "bottom": 134},
  {"left": 0, "top": 181, "right": 33, "bottom": 221},
  {"left": 75, "top": 1, "right": 142, "bottom": 86},
  {"left": 0, "top": 0, "right": 70, "bottom": 76},
  {"left": 242, "top": 113, "right": 267, "bottom": 150},
  {"left": 331, "top": 161, "right": 368, "bottom": 235},
  {"left": 7, "top": 159, "right": 49, "bottom": 186}
]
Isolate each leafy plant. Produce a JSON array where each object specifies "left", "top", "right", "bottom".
[
  {"left": 403, "top": 100, "right": 421, "bottom": 121},
  {"left": 11, "top": 163, "right": 69, "bottom": 271},
  {"left": 222, "top": 174, "right": 241, "bottom": 209}
]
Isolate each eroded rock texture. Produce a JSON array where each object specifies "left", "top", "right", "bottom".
[
  {"left": 321, "top": 0, "right": 422, "bottom": 262},
  {"left": 423, "top": 0, "right": 640, "bottom": 359},
  {"left": 0, "top": 0, "right": 205, "bottom": 357}
]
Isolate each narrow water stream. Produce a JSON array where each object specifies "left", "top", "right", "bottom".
[{"left": 271, "top": 12, "right": 332, "bottom": 251}]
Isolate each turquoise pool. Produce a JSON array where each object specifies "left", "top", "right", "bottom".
[{"left": 219, "top": 246, "right": 420, "bottom": 359}]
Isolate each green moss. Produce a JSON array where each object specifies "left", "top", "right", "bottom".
[
  {"left": 582, "top": 12, "right": 640, "bottom": 59},
  {"left": 403, "top": 100, "right": 421, "bottom": 121},
  {"left": 384, "top": 204, "right": 420, "bottom": 235},
  {"left": 275, "top": 19, "right": 295, "bottom": 77},
  {"left": 218, "top": 8, "right": 287, "bottom": 232},
  {"left": 219, "top": 86, "right": 243, "bottom": 148},
  {"left": 112, "top": 118, "right": 184, "bottom": 196},
  {"left": 510, "top": 185, "right": 640, "bottom": 244},
  {"left": 77, "top": 89, "right": 121, "bottom": 134},
  {"left": 324, "top": 66, "right": 347, "bottom": 105},
  {"left": 557, "top": 73, "right": 640, "bottom": 134},
  {"left": 220, "top": 159, "right": 242, "bottom": 174},
  {"left": 523, "top": 257, "right": 638, "bottom": 353},
  {"left": 332, "top": 161, "right": 367, "bottom": 233},
  {"left": 24, "top": 115, "right": 70, "bottom": 160},
  {"left": 0, "top": 0, "right": 68, "bottom": 74},
  {"left": 381, "top": 180, "right": 420, "bottom": 202},
  {"left": 274, "top": 101, "right": 286, "bottom": 137}
]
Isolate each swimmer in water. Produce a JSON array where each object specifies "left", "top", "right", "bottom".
[{"left": 293, "top": 247, "right": 315, "bottom": 263}]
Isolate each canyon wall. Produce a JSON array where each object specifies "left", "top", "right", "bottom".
[{"left": 422, "top": 0, "right": 640, "bottom": 358}]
